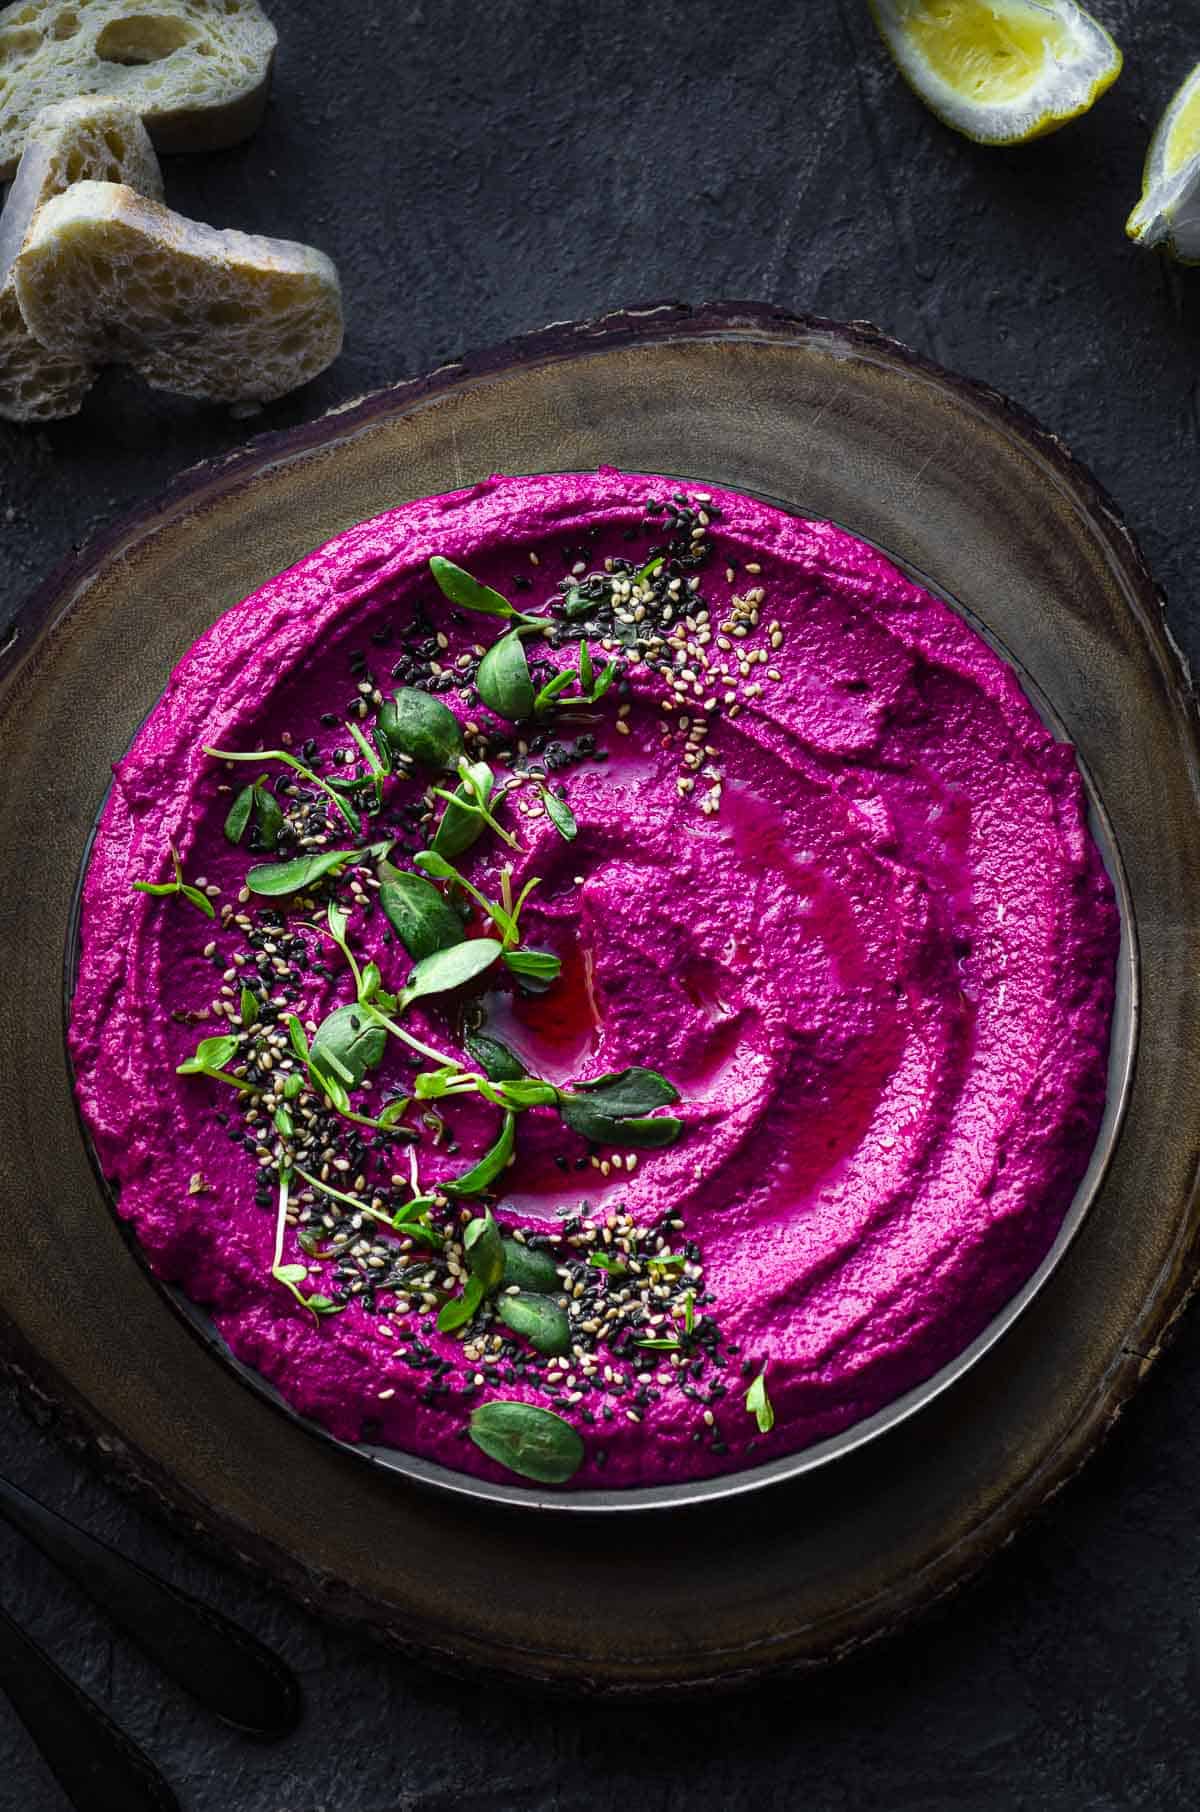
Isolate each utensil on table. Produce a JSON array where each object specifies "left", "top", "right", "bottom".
[
  {"left": 0, "top": 1468, "right": 302, "bottom": 1734},
  {"left": 0, "top": 1601, "right": 180, "bottom": 1812}
]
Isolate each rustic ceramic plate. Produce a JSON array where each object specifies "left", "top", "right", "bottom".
[{"left": 3, "top": 302, "right": 1199, "bottom": 1689}]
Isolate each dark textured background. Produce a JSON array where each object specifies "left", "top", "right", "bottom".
[{"left": 3, "top": 0, "right": 1200, "bottom": 1805}]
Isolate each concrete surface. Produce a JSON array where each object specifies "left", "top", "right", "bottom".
[{"left": 3, "top": 0, "right": 1200, "bottom": 1805}]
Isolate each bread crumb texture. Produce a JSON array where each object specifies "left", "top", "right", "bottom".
[
  {"left": 15, "top": 180, "right": 344, "bottom": 401},
  {"left": 0, "top": 94, "right": 162, "bottom": 419},
  {"left": 0, "top": 0, "right": 277, "bottom": 180}
]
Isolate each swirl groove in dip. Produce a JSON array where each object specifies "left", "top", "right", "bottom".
[{"left": 69, "top": 469, "right": 1119, "bottom": 1489}]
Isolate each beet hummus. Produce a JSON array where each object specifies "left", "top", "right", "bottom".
[{"left": 69, "top": 469, "right": 1118, "bottom": 1490}]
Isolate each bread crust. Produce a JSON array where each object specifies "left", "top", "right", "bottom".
[
  {"left": 15, "top": 180, "right": 344, "bottom": 404},
  {"left": 0, "top": 95, "right": 163, "bottom": 421},
  {"left": 0, "top": 0, "right": 278, "bottom": 181}
]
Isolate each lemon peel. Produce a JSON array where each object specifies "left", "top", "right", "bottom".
[{"left": 869, "top": 0, "right": 1122, "bottom": 146}]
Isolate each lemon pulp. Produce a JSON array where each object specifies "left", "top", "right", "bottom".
[{"left": 902, "top": 1, "right": 1072, "bottom": 104}]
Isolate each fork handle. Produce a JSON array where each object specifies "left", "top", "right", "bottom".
[
  {"left": 0, "top": 1603, "right": 179, "bottom": 1812},
  {"left": 0, "top": 1470, "right": 301, "bottom": 1735}
]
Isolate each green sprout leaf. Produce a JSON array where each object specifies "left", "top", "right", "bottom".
[
  {"left": 501, "top": 1239, "right": 560, "bottom": 1294},
  {"left": 175, "top": 1033, "right": 256, "bottom": 1092},
  {"left": 746, "top": 1365, "right": 774, "bottom": 1435},
  {"left": 496, "top": 1078, "right": 559, "bottom": 1109},
  {"left": 413, "top": 848, "right": 523, "bottom": 943},
  {"left": 468, "top": 1400, "right": 584, "bottom": 1484},
  {"left": 587, "top": 1252, "right": 628, "bottom": 1276},
  {"left": 309, "top": 1003, "right": 387, "bottom": 1089},
  {"left": 532, "top": 667, "right": 580, "bottom": 714},
  {"left": 444, "top": 1110, "right": 516, "bottom": 1196},
  {"left": 572, "top": 1067, "right": 679, "bottom": 1117},
  {"left": 305, "top": 1295, "right": 346, "bottom": 1318},
  {"left": 587, "top": 658, "right": 619, "bottom": 704},
  {"left": 377, "top": 687, "right": 464, "bottom": 770},
  {"left": 224, "top": 785, "right": 255, "bottom": 845},
  {"left": 177, "top": 1034, "right": 238, "bottom": 1073},
  {"left": 559, "top": 585, "right": 599, "bottom": 621},
  {"left": 475, "top": 630, "right": 535, "bottom": 722},
  {"left": 271, "top": 1177, "right": 348, "bottom": 1325},
  {"left": 429, "top": 759, "right": 521, "bottom": 851},
  {"left": 378, "top": 865, "right": 466, "bottom": 960},
  {"left": 465, "top": 1031, "right": 527, "bottom": 1082},
  {"left": 224, "top": 780, "right": 284, "bottom": 848},
  {"left": 398, "top": 937, "right": 504, "bottom": 1012},
  {"left": 496, "top": 1292, "right": 571, "bottom": 1355},
  {"left": 437, "top": 1271, "right": 485, "bottom": 1333},
  {"left": 246, "top": 847, "right": 368, "bottom": 897},
  {"left": 345, "top": 718, "right": 389, "bottom": 805},
  {"left": 540, "top": 787, "right": 577, "bottom": 841},
  {"left": 132, "top": 844, "right": 215, "bottom": 918},
  {"left": 603, "top": 1114, "right": 683, "bottom": 1149},
  {"left": 428, "top": 760, "right": 501, "bottom": 858},
  {"left": 503, "top": 948, "right": 561, "bottom": 984},
  {"left": 559, "top": 1096, "right": 682, "bottom": 1148},
  {"left": 179, "top": 885, "right": 215, "bottom": 917},
  {"left": 429, "top": 556, "right": 533, "bottom": 621},
  {"left": 254, "top": 783, "right": 284, "bottom": 848},
  {"left": 204, "top": 745, "right": 362, "bottom": 838},
  {"left": 464, "top": 1209, "right": 505, "bottom": 1291}
]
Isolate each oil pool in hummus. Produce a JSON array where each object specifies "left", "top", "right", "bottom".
[{"left": 69, "top": 470, "right": 1118, "bottom": 1489}]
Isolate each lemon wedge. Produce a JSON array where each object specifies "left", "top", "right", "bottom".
[
  {"left": 869, "top": 1, "right": 1122, "bottom": 145},
  {"left": 1127, "top": 64, "right": 1200, "bottom": 263}
]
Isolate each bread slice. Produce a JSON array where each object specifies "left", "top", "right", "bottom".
[
  {"left": 0, "top": 0, "right": 277, "bottom": 181},
  {"left": 0, "top": 95, "right": 163, "bottom": 421},
  {"left": 15, "top": 180, "right": 343, "bottom": 403}
]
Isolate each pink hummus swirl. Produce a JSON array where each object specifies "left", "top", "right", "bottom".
[{"left": 69, "top": 469, "right": 1119, "bottom": 1489}]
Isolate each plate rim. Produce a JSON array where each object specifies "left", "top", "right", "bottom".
[{"left": 3, "top": 298, "right": 1197, "bottom": 1692}]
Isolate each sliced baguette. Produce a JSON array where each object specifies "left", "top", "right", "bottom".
[
  {"left": 0, "top": 95, "right": 163, "bottom": 421},
  {"left": 0, "top": 0, "right": 277, "bottom": 181},
  {"left": 15, "top": 180, "right": 343, "bottom": 403}
]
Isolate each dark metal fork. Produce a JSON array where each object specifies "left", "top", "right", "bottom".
[
  {"left": 0, "top": 1603, "right": 180, "bottom": 1812},
  {"left": 0, "top": 1468, "right": 302, "bottom": 1736}
]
